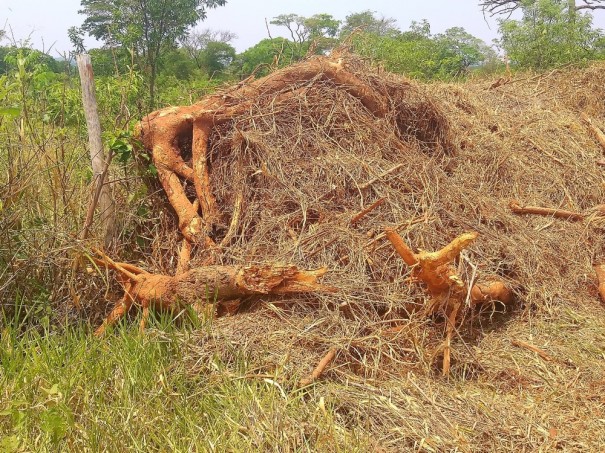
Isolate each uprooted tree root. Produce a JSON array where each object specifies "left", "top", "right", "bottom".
[
  {"left": 135, "top": 54, "right": 452, "bottom": 248},
  {"left": 91, "top": 248, "right": 334, "bottom": 336},
  {"left": 137, "top": 57, "right": 387, "bottom": 244},
  {"left": 384, "top": 229, "right": 512, "bottom": 374},
  {"left": 83, "top": 53, "right": 605, "bottom": 388}
]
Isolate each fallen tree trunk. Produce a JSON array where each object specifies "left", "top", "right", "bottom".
[{"left": 91, "top": 250, "right": 334, "bottom": 336}]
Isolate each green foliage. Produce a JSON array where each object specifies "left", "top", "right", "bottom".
[
  {"left": 232, "top": 37, "right": 294, "bottom": 78},
  {"left": 0, "top": 324, "right": 371, "bottom": 451},
  {"left": 180, "top": 29, "right": 237, "bottom": 77},
  {"left": 88, "top": 47, "right": 135, "bottom": 77},
  {"left": 498, "top": 0, "right": 605, "bottom": 69},
  {"left": 270, "top": 13, "right": 341, "bottom": 57},
  {"left": 78, "top": 0, "right": 228, "bottom": 106},
  {"left": 0, "top": 47, "right": 62, "bottom": 75},
  {"left": 352, "top": 20, "right": 497, "bottom": 80},
  {"left": 340, "top": 10, "right": 399, "bottom": 38}
]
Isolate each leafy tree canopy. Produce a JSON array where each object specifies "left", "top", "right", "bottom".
[
  {"left": 339, "top": 10, "right": 399, "bottom": 38},
  {"left": 78, "top": 0, "right": 227, "bottom": 106},
  {"left": 498, "top": 0, "right": 605, "bottom": 69}
]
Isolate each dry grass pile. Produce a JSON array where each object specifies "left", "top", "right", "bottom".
[{"left": 106, "top": 56, "right": 605, "bottom": 450}]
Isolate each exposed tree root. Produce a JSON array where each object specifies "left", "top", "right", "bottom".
[
  {"left": 299, "top": 348, "right": 337, "bottom": 387},
  {"left": 510, "top": 200, "right": 605, "bottom": 222},
  {"left": 509, "top": 201, "right": 585, "bottom": 221},
  {"left": 135, "top": 56, "right": 391, "bottom": 245},
  {"left": 384, "top": 229, "right": 512, "bottom": 375},
  {"left": 91, "top": 249, "right": 335, "bottom": 336}
]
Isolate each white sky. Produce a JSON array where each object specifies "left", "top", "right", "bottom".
[{"left": 2, "top": 0, "right": 605, "bottom": 56}]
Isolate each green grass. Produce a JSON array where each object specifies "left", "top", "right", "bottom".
[{"left": 0, "top": 316, "right": 370, "bottom": 452}]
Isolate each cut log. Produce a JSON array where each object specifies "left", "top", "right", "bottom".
[{"left": 91, "top": 250, "right": 334, "bottom": 336}]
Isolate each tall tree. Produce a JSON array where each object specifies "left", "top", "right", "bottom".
[
  {"left": 480, "top": 0, "right": 605, "bottom": 16},
  {"left": 339, "top": 10, "right": 400, "bottom": 38},
  {"left": 232, "top": 37, "right": 293, "bottom": 78},
  {"left": 498, "top": 0, "right": 604, "bottom": 69},
  {"left": 180, "top": 29, "right": 237, "bottom": 74},
  {"left": 270, "top": 14, "right": 340, "bottom": 57},
  {"left": 78, "top": 0, "right": 227, "bottom": 107}
]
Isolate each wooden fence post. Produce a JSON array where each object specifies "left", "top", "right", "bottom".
[{"left": 76, "top": 54, "right": 116, "bottom": 247}]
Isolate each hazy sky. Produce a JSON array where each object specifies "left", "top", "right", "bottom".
[{"left": 3, "top": 0, "right": 605, "bottom": 56}]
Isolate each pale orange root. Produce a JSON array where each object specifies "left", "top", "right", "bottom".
[
  {"left": 92, "top": 250, "right": 334, "bottom": 334},
  {"left": 299, "top": 348, "right": 337, "bottom": 386},
  {"left": 135, "top": 56, "right": 391, "bottom": 244},
  {"left": 509, "top": 200, "right": 585, "bottom": 221},
  {"left": 594, "top": 264, "right": 605, "bottom": 303},
  {"left": 139, "top": 305, "right": 150, "bottom": 333},
  {"left": 350, "top": 198, "right": 386, "bottom": 225},
  {"left": 581, "top": 112, "right": 605, "bottom": 152},
  {"left": 156, "top": 164, "right": 204, "bottom": 241},
  {"left": 176, "top": 239, "right": 193, "bottom": 275},
  {"left": 511, "top": 339, "right": 553, "bottom": 362},
  {"left": 384, "top": 229, "right": 511, "bottom": 374},
  {"left": 192, "top": 117, "right": 219, "bottom": 224},
  {"left": 384, "top": 228, "right": 418, "bottom": 266}
]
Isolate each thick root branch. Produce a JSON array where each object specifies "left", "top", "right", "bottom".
[{"left": 299, "top": 348, "right": 337, "bottom": 386}]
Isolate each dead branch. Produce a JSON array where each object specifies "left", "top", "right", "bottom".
[
  {"left": 511, "top": 339, "right": 553, "bottom": 362},
  {"left": 350, "top": 198, "right": 386, "bottom": 225},
  {"left": 509, "top": 201, "right": 585, "bottom": 221},
  {"left": 299, "top": 348, "right": 337, "bottom": 386},
  {"left": 359, "top": 164, "right": 404, "bottom": 190}
]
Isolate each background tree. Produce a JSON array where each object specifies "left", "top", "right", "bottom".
[
  {"left": 481, "top": 0, "right": 605, "bottom": 16},
  {"left": 339, "top": 10, "right": 399, "bottom": 38},
  {"left": 351, "top": 19, "right": 496, "bottom": 79},
  {"left": 269, "top": 14, "right": 340, "bottom": 58},
  {"left": 180, "top": 29, "right": 237, "bottom": 75},
  {"left": 78, "top": 0, "right": 227, "bottom": 107},
  {"left": 434, "top": 27, "right": 498, "bottom": 76},
  {"left": 498, "top": 0, "right": 605, "bottom": 69},
  {"left": 231, "top": 37, "right": 293, "bottom": 78}
]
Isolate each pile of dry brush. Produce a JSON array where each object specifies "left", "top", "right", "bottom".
[{"left": 91, "top": 53, "right": 605, "bottom": 379}]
